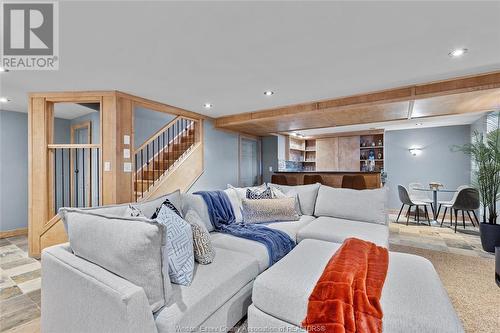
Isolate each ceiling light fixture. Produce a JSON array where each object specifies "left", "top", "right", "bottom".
[
  {"left": 0, "top": 67, "right": 8, "bottom": 72},
  {"left": 264, "top": 90, "right": 274, "bottom": 96},
  {"left": 409, "top": 147, "right": 422, "bottom": 156},
  {"left": 0, "top": 97, "right": 10, "bottom": 103},
  {"left": 203, "top": 103, "right": 213, "bottom": 109},
  {"left": 449, "top": 48, "right": 468, "bottom": 58}
]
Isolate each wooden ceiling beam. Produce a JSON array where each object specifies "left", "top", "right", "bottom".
[{"left": 214, "top": 71, "right": 500, "bottom": 134}]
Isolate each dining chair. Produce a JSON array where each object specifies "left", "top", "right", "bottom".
[
  {"left": 303, "top": 174, "right": 323, "bottom": 185},
  {"left": 438, "top": 185, "right": 469, "bottom": 226},
  {"left": 408, "top": 182, "right": 434, "bottom": 213},
  {"left": 442, "top": 187, "right": 480, "bottom": 232},
  {"left": 271, "top": 174, "right": 288, "bottom": 185},
  {"left": 397, "top": 185, "right": 432, "bottom": 226},
  {"left": 341, "top": 175, "right": 367, "bottom": 190}
]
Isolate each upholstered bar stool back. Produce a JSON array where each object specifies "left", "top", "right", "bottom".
[
  {"left": 303, "top": 174, "right": 323, "bottom": 185},
  {"left": 271, "top": 174, "right": 288, "bottom": 185},
  {"left": 341, "top": 175, "right": 367, "bottom": 190}
]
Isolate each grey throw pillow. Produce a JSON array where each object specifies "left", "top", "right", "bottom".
[
  {"left": 184, "top": 210, "right": 216, "bottom": 264},
  {"left": 59, "top": 207, "right": 170, "bottom": 312},
  {"left": 241, "top": 197, "right": 300, "bottom": 224},
  {"left": 268, "top": 183, "right": 320, "bottom": 215}
]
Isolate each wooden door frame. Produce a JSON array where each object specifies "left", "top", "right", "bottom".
[
  {"left": 238, "top": 134, "right": 262, "bottom": 186},
  {"left": 70, "top": 121, "right": 92, "bottom": 207}
]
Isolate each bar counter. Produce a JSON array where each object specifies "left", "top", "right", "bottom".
[{"left": 273, "top": 171, "right": 381, "bottom": 189}]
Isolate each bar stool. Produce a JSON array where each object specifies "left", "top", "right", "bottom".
[
  {"left": 303, "top": 174, "right": 323, "bottom": 185},
  {"left": 341, "top": 175, "right": 367, "bottom": 190},
  {"left": 397, "top": 185, "right": 432, "bottom": 226},
  {"left": 271, "top": 174, "right": 288, "bottom": 185}
]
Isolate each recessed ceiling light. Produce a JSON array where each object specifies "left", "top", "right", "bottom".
[
  {"left": 449, "top": 48, "right": 468, "bottom": 58},
  {"left": 415, "top": 123, "right": 423, "bottom": 126},
  {"left": 0, "top": 97, "right": 11, "bottom": 103},
  {"left": 203, "top": 103, "right": 213, "bottom": 109},
  {"left": 0, "top": 67, "right": 8, "bottom": 73},
  {"left": 264, "top": 90, "right": 274, "bottom": 96}
]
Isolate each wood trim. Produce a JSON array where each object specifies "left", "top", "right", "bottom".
[
  {"left": 135, "top": 116, "right": 180, "bottom": 152},
  {"left": 48, "top": 144, "right": 101, "bottom": 149},
  {"left": 40, "top": 214, "right": 61, "bottom": 236},
  {"left": 0, "top": 228, "right": 28, "bottom": 239},
  {"left": 214, "top": 71, "right": 500, "bottom": 133}
]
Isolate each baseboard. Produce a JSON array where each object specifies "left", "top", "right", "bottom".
[{"left": 0, "top": 227, "right": 28, "bottom": 239}]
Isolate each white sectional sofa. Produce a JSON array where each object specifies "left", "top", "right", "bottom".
[{"left": 41, "top": 184, "right": 463, "bottom": 333}]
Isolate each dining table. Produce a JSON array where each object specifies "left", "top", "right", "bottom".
[{"left": 414, "top": 187, "right": 457, "bottom": 225}]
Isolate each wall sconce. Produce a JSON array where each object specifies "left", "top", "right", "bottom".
[{"left": 409, "top": 147, "right": 422, "bottom": 156}]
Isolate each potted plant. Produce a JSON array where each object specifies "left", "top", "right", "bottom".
[{"left": 454, "top": 112, "right": 499, "bottom": 253}]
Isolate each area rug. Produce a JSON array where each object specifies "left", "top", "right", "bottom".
[{"left": 390, "top": 244, "right": 499, "bottom": 333}]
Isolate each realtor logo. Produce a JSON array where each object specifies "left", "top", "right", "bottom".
[{"left": 1, "top": 2, "right": 59, "bottom": 70}]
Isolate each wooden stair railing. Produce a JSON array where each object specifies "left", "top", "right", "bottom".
[{"left": 134, "top": 116, "right": 199, "bottom": 201}]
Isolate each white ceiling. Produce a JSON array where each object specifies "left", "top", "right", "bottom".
[
  {"left": 2, "top": 1, "right": 500, "bottom": 121},
  {"left": 293, "top": 111, "right": 487, "bottom": 137}
]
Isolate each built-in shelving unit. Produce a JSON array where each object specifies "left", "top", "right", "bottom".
[
  {"left": 359, "top": 133, "right": 384, "bottom": 172},
  {"left": 288, "top": 137, "right": 316, "bottom": 171}
]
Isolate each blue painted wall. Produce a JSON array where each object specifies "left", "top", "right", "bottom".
[
  {"left": 384, "top": 125, "right": 471, "bottom": 209},
  {"left": 0, "top": 111, "right": 70, "bottom": 231},
  {"left": 189, "top": 120, "right": 240, "bottom": 192}
]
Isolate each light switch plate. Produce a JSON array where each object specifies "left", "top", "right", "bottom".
[
  {"left": 123, "top": 162, "right": 132, "bottom": 172},
  {"left": 269, "top": 166, "right": 273, "bottom": 172},
  {"left": 123, "top": 149, "right": 130, "bottom": 159},
  {"left": 104, "top": 162, "right": 111, "bottom": 171},
  {"left": 124, "top": 135, "right": 130, "bottom": 145}
]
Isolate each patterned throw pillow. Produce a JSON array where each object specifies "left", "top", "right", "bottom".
[
  {"left": 246, "top": 187, "right": 273, "bottom": 199},
  {"left": 125, "top": 204, "right": 144, "bottom": 217},
  {"left": 155, "top": 205, "right": 194, "bottom": 286},
  {"left": 242, "top": 197, "right": 300, "bottom": 224},
  {"left": 151, "top": 198, "right": 182, "bottom": 219},
  {"left": 184, "top": 210, "right": 215, "bottom": 264}
]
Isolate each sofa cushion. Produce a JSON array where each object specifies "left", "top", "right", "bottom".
[
  {"left": 133, "top": 190, "right": 182, "bottom": 219},
  {"left": 252, "top": 239, "right": 334, "bottom": 326},
  {"left": 241, "top": 197, "right": 300, "bottom": 224},
  {"left": 210, "top": 233, "right": 270, "bottom": 273},
  {"left": 296, "top": 216, "right": 389, "bottom": 248},
  {"left": 181, "top": 193, "right": 214, "bottom": 232},
  {"left": 314, "top": 185, "right": 387, "bottom": 225},
  {"left": 266, "top": 215, "right": 316, "bottom": 242},
  {"left": 155, "top": 248, "right": 259, "bottom": 333},
  {"left": 268, "top": 183, "right": 320, "bottom": 216},
  {"left": 59, "top": 208, "right": 170, "bottom": 312},
  {"left": 252, "top": 239, "right": 463, "bottom": 333}
]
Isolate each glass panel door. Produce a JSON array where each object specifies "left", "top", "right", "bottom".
[{"left": 239, "top": 137, "right": 261, "bottom": 187}]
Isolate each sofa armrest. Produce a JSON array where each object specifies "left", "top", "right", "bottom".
[{"left": 41, "top": 244, "right": 158, "bottom": 333}]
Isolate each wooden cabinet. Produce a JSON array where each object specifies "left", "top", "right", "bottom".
[
  {"left": 316, "top": 138, "right": 339, "bottom": 171},
  {"left": 338, "top": 136, "right": 360, "bottom": 171}
]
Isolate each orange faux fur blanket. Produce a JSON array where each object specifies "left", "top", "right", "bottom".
[{"left": 302, "top": 238, "right": 389, "bottom": 333}]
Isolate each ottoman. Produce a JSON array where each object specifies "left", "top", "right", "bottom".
[{"left": 248, "top": 239, "right": 463, "bottom": 333}]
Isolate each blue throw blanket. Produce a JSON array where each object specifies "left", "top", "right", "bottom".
[{"left": 194, "top": 190, "right": 295, "bottom": 266}]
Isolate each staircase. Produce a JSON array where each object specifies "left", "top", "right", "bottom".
[{"left": 134, "top": 116, "right": 200, "bottom": 201}]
